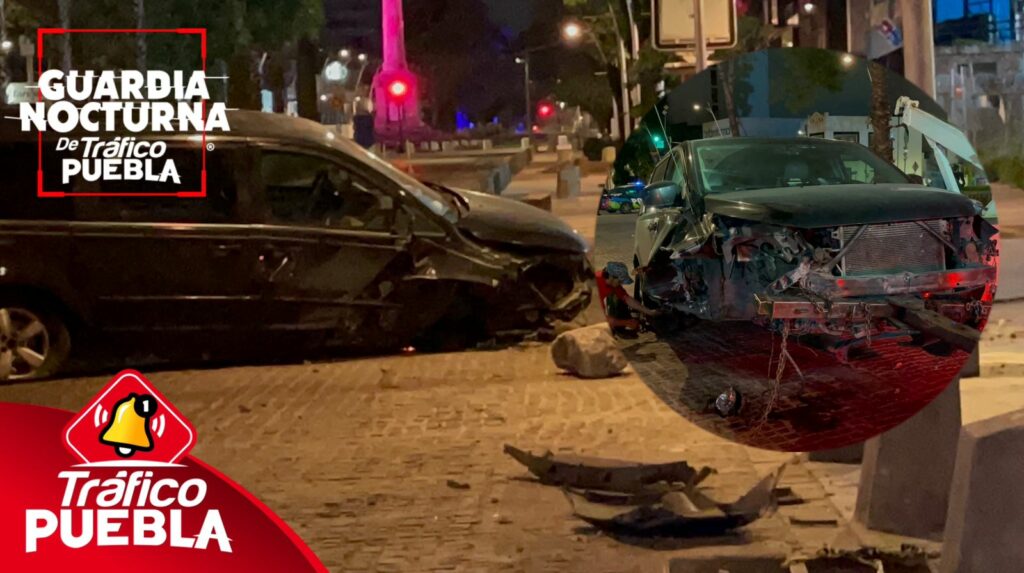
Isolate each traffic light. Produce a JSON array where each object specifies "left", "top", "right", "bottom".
[
  {"left": 650, "top": 131, "right": 668, "bottom": 151},
  {"left": 387, "top": 79, "right": 409, "bottom": 101},
  {"left": 537, "top": 102, "right": 554, "bottom": 119}
]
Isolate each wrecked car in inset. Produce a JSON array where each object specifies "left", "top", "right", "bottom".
[
  {"left": 0, "top": 111, "right": 592, "bottom": 379},
  {"left": 633, "top": 137, "right": 997, "bottom": 357}
]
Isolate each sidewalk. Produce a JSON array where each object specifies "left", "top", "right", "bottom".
[{"left": 502, "top": 152, "right": 607, "bottom": 249}]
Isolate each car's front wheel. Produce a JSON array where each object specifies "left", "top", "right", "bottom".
[{"left": 0, "top": 296, "right": 70, "bottom": 381}]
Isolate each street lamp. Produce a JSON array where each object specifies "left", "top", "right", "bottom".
[
  {"left": 562, "top": 22, "right": 583, "bottom": 42},
  {"left": 515, "top": 56, "right": 532, "bottom": 134},
  {"left": 693, "top": 103, "right": 725, "bottom": 137},
  {"left": 339, "top": 48, "right": 351, "bottom": 60},
  {"left": 841, "top": 53, "right": 855, "bottom": 67}
]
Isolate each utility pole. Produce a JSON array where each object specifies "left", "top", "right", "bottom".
[
  {"left": 900, "top": 0, "right": 936, "bottom": 97},
  {"left": 694, "top": 0, "right": 707, "bottom": 72},
  {"left": 624, "top": 0, "right": 642, "bottom": 120},
  {"left": 523, "top": 54, "right": 531, "bottom": 133},
  {"left": 605, "top": 1, "right": 632, "bottom": 139}
]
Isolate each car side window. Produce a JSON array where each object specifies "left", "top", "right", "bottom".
[
  {"left": 260, "top": 151, "right": 391, "bottom": 232},
  {"left": 669, "top": 150, "right": 690, "bottom": 207},
  {"left": 0, "top": 143, "right": 73, "bottom": 220},
  {"left": 648, "top": 161, "right": 665, "bottom": 184},
  {"left": 71, "top": 148, "right": 239, "bottom": 223}
]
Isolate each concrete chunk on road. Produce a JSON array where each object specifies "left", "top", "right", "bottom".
[{"left": 551, "top": 323, "right": 627, "bottom": 379}]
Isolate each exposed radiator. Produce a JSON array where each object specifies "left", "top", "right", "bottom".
[{"left": 841, "top": 221, "right": 946, "bottom": 276}]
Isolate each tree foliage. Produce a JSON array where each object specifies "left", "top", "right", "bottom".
[
  {"left": 561, "top": 0, "right": 671, "bottom": 135},
  {"left": 8, "top": 0, "right": 323, "bottom": 107}
]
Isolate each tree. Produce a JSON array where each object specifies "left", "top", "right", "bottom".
[
  {"left": 11, "top": 0, "right": 323, "bottom": 108},
  {"left": 551, "top": 55, "right": 614, "bottom": 129},
  {"left": 562, "top": 0, "right": 671, "bottom": 139},
  {"left": 868, "top": 61, "right": 893, "bottom": 159},
  {"left": 712, "top": 16, "right": 785, "bottom": 137},
  {"left": 771, "top": 48, "right": 846, "bottom": 115}
]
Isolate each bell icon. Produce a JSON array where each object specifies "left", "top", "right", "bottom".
[{"left": 99, "top": 393, "right": 158, "bottom": 457}]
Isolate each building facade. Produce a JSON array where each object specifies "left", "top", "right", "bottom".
[{"left": 935, "top": 42, "right": 1024, "bottom": 150}]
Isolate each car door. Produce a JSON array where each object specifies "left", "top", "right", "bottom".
[
  {"left": 249, "top": 147, "right": 411, "bottom": 332},
  {"left": 634, "top": 158, "right": 670, "bottom": 266},
  {"left": 636, "top": 151, "right": 690, "bottom": 267},
  {"left": 69, "top": 145, "right": 263, "bottom": 331}
]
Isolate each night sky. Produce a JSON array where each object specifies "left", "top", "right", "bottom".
[{"left": 483, "top": 0, "right": 535, "bottom": 34}]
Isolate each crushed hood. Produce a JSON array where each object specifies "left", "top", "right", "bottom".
[
  {"left": 704, "top": 184, "right": 978, "bottom": 228},
  {"left": 452, "top": 188, "right": 588, "bottom": 253}
]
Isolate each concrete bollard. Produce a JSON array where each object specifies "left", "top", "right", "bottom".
[
  {"left": 556, "top": 165, "right": 581, "bottom": 199},
  {"left": 430, "top": 141, "right": 441, "bottom": 152},
  {"left": 556, "top": 135, "right": 574, "bottom": 165},
  {"left": 494, "top": 163, "right": 512, "bottom": 192},
  {"left": 482, "top": 139, "right": 493, "bottom": 150},
  {"left": 441, "top": 141, "right": 454, "bottom": 152},
  {"left": 855, "top": 378, "right": 962, "bottom": 540},
  {"left": 477, "top": 170, "right": 499, "bottom": 194},
  {"left": 940, "top": 409, "right": 1024, "bottom": 573},
  {"left": 601, "top": 146, "right": 617, "bottom": 164},
  {"left": 520, "top": 137, "right": 531, "bottom": 149}
]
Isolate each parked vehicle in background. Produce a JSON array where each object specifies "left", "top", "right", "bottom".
[
  {"left": 0, "top": 112, "right": 592, "bottom": 380},
  {"left": 598, "top": 181, "right": 645, "bottom": 215}
]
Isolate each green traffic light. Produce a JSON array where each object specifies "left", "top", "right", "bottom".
[{"left": 651, "top": 132, "right": 666, "bottom": 150}]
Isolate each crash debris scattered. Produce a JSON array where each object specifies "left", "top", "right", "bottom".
[
  {"left": 503, "top": 444, "right": 786, "bottom": 535},
  {"left": 785, "top": 545, "right": 937, "bottom": 573}
]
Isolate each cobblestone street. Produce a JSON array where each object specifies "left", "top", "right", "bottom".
[{"left": 0, "top": 343, "right": 908, "bottom": 572}]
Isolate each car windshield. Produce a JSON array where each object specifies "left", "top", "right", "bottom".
[
  {"left": 692, "top": 139, "right": 910, "bottom": 195},
  {"left": 334, "top": 138, "right": 458, "bottom": 223}
]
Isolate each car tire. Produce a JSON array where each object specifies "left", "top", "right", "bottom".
[{"left": 0, "top": 295, "right": 71, "bottom": 382}]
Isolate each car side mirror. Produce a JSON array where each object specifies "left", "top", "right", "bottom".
[{"left": 643, "top": 181, "right": 682, "bottom": 208}]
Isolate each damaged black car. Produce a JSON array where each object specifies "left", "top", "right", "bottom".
[
  {"left": 0, "top": 111, "right": 592, "bottom": 379},
  {"left": 633, "top": 137, "right": 998, "bottom": 357}
]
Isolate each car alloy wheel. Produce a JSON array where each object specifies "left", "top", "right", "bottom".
[{"left": 0, "top": 307, "right": 51, "bottom": 380}]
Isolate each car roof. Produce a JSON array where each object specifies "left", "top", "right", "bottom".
[
  {"left": 0, "top": 107, "right": 349, "bottom": 151},
  {"left": 683, "top": 136, "right": 857, "bottom": 148}
]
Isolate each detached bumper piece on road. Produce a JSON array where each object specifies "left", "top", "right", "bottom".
[{"left": 504, "top": 445, "right": 785, "bottom": 536}]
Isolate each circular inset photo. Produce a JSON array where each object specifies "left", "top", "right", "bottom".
[{"left": 595, "top": 48, "right": 999, "bottom": 452}]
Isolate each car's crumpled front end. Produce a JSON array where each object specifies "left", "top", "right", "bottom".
[
  {"left": 642, "top": 184, "right": 998, "bottom": 354},
  {"left": 409, "top": 187, "right": 593, "bottom": 336}
]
